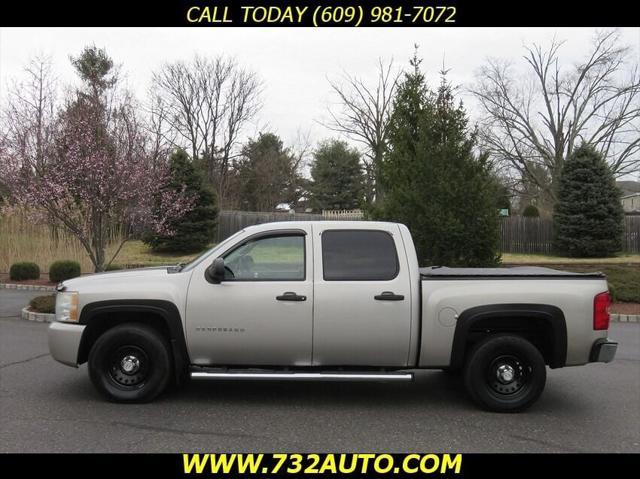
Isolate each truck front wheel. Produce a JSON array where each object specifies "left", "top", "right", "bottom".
[
  {"left": 88, "top": 323, "right": 171, "bottom": 402},
  {"left": 464, "top": 335, "right": 546, "bottom": 413}
]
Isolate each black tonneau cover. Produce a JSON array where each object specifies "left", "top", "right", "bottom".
[{"left": 420, "top": 266, "right": 605, "bottom": 279}]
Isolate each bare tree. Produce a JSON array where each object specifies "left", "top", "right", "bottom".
[
  {"left": 324, "top": 58, "right": 400, "bottom": 204},
  {"left": 150, "top": 55, "right": 262, "bottom": 205},
  {"left": 472, "top": 30, "right": 640, "bottom": 202},
  {"left": 143, "top": 93, "right": 175, "bottom": 167},
  {"left": 1, "top": 54, "right": 57, "bottom": 176},
  {"left": 290, "top": 128, "right": 313, "bottom": 177}
]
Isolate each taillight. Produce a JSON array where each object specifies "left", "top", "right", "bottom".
[{"left": 593, "top": 291, "right": 611, "bottom": 330}]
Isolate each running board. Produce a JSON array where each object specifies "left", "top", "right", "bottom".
[{"left": 190, "top": 368, "right": 413, "bottom": 382}]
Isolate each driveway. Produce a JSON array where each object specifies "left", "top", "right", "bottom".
[
  {"left": 0, "top": 289, "right": 638, "bottom": 452},
  {"left": 0, "top": 289, "right": 45, "bottom": 318}
]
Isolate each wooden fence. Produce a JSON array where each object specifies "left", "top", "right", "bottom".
[
  {"left": 322, "top": 209, "right": 364, "bottom": 220},
  {"left": 216, "top": 210, "right": 323, "bottom": 242},
  {"left": 216, "top": 210, "right": 369, "bottom": 241},
  {"left": 216, "top": 210, "right": 640, "bottom": 253},
  {"left": 500, "top": 216, "right": 640, "bottom": 254},
  {"left": 622, "top": 215, "right": 640, "bottom": 253},
  {"left": 499, "top": 217, "right": 554, "bottom": 254}
]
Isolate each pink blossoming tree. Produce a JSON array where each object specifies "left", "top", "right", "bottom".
[{"left": 0, "top": 46, "right": 195, "bottom": 272}]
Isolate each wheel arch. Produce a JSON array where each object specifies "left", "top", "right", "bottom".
[
  {"left": 77, "top": 299, "right": 190, "bottom": 383},
  {"left": 450, "top": 303, "right": 567, "bottom": 370}
]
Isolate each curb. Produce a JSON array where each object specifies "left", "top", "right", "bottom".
[
  {"left": 0, "top": 283, "right": 56, "bottom": 292},
  {"left": 611, "top": 313, "right": 640, "bottom": 323},
  {"left": 21, "top": 307, "right": 55, "bottom": 323}
]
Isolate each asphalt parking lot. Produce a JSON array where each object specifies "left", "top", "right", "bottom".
[{"left": 1, "top": 289, "right": 639, "bottom": 453}]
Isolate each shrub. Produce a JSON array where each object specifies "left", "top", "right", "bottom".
[
  {"left": 9, "top": 262, "right": 40, "bottom": 281},
  {"left": 603, "top": 266, "right": 639, "bottom": 303},
  {"left": 567, "top": 265, "right": 639, "bottom": 303},
  {"left": 29, "top": 294, "right": 55, "bottom": 314},
  {"left": 522, "top": 205, "right": 540, "bottom": 217},
  {"left": 608, "top": 283, "right": 617, "bottom": 303},
  {"left": 49, "top": 260, "right": 81, "bottom": 282}
]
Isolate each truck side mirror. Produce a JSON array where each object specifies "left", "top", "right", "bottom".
[{"left": 205, "top": 258, "right": 226, "bottom": 284}]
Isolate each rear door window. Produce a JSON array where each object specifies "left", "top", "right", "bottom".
[{"left": 321, "top": 230, "right": 399, "bottom": 281}]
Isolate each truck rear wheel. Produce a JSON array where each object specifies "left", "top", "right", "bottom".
[
  {"left": 88, "top": 323, "right": 171, "bottom": 403},
  {"left": 463, "top": 335, "right": 546, "bottom": 413}
]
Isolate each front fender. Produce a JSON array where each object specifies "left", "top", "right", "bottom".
[{"left": 77, "top": 299, "right": 190, "bottom": 382}]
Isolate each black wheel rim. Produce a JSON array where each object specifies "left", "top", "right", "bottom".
[
  {"left": 107, "top": 345, "right": 150, "bottom": 389},
  {"left": 486, "top": 354, "right": 531, "bottom": 396}
]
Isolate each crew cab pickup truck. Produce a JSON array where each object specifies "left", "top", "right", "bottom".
[{"left": 48, "top": 221, "right": 618, "bottom": 412}]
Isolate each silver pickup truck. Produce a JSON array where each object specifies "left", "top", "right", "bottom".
[{"left": 48, "top": 221, "right": 617, "bottom": 412}]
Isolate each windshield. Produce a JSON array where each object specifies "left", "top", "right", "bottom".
[{"left": 181, "top": 229, "right": 247, "bottom": 272}]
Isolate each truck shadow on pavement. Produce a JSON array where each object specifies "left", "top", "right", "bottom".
[
  {"left": 50, "top": 365, "right": 589, "bottom": 415},
  {"left": 54, "top": 367, "right": 472, "bottom": 409},
  {"left": 176, "top": 371, "right": 469, "bottom": 408},
  {"left": 169, "top": 371, "right": 586, "bottom": 413}
]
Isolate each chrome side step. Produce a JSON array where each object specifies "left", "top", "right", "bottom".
[{"left": 190, "top": 369, "right": 413, "bottom": 382}]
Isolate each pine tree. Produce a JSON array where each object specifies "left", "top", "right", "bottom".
[
  {"left": 553, "top": 144, "right": 624, "bottom": 257},
  {"left": 376, "top": 52, "right": 501, "bottom": 267},
  {"left": 236, "top": 133, "right": 302, "bottom": 211},
  {"left": 144, "top": 149, "right": 218, "bottom": 253},
  {"left": 309, "top": 140, "right": 365, "bottom": 211}
]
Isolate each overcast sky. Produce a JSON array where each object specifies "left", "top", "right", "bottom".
[{"left": 0, "top": 27, "right": 638, "bottom": 173}]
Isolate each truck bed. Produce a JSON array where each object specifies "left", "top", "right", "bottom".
[{"left": 420, "top": 266, "right": 605, "bottom": 279}]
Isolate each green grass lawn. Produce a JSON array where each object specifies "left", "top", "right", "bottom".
[{"left": 110, "top": 240, "right": 209, "bottom": 268}]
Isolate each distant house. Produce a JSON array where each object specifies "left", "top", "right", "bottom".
[
  {"left": 274, "top": 203, "right": 293, "bottom": 212},
  {"left": 622, "top": 193, "right": 640, "bottom": 214},
  {"left": 617, "top": 180, "right": 640, "bottom": 196}
]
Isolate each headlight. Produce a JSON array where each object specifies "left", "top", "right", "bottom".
[{"left": 55, "top": 292, "right": 79, "bottom": 323}]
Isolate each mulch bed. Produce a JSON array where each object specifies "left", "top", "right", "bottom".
[
  {"left": 610, "top": 303, "right": 640, "bottom": 315},
  {"left": 0, "top": 273, "right": 56, "bottom": 287}
]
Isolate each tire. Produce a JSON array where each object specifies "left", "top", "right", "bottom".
[
  {"left": 88, "top": 323, "right": 172, "bottom": 402},
  {"left": 463, "top": 335, "right": 546, "bottom": 413}
]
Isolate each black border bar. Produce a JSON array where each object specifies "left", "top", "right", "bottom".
[{"left": 1, "top": 0, "right": 638, "bottom": 27}]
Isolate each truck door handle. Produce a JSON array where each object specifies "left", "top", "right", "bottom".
[
  {"left": 374, "top": 291, "right": 405, "bottom": 301},
  {"left": 276, "top": 292, "right": 307, "bottom": 301}
]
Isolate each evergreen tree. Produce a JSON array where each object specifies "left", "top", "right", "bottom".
[
  {"left": 309, "top": 140, "right": 365, "bottom": 211},
  {"left": 144, "top": 149, "right": 217, "bottom": 253},
  {"left": 236, "top": 133, "right": 302, "bottom": 211},
  {"left": 376, "top": 53, "right": 501, "bottom": 267},
  {"left": 553, "top": 144, "right": 624, "bottom": 257}
]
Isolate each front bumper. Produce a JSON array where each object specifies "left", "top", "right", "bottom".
[
  {"left": 48, "top": 321, "right": 86, "bottom": 367},
  {"left": 589, "top": 338, "right": 618, "bottom": 363}
]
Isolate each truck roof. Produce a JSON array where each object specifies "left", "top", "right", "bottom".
[{"left": 239, "top": 220, "right": 402, "bottom": 231}]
